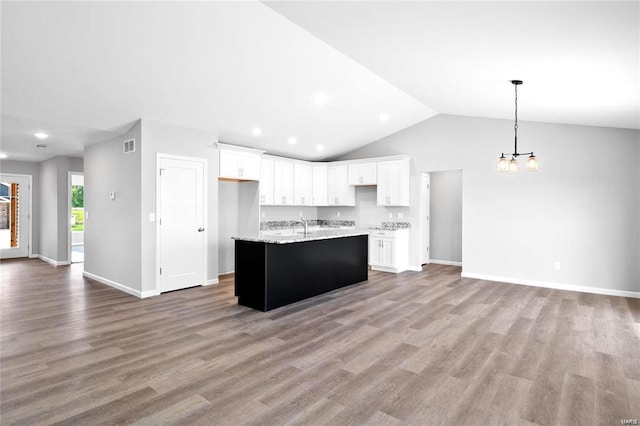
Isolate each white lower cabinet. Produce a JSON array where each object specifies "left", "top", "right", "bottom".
[{"left": 369, "top": 229, "right": 409, "bottom": 273}]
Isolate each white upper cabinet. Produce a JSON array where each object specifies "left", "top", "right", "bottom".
[
  {"left": 348, "top": 162, "right": 377, "bottom": 186},
  {"left": 293, "top": 162, "right": 313, "bottom": 206},
  {"left": 377, "top": 157, "right": 411, "bottom": 206},
  {"left": 312, "top": 164, "right": 328, "bottom": 206},
  {"left": 218, "top": 143, "right": 262, "bottom": 181},
  {"left": 273, "top": 158, "right": 294, "bottom": 205},
  {"left": 259, "top": 158, "right": 274, "bottom": 205},
  {"left": 327, "top": 165, "right": 355, "bottom": 206}
]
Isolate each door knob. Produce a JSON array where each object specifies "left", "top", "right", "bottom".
[{"left": 198, "top": 228, "right": 205, "bottom": 232}]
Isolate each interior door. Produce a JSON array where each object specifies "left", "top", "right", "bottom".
[
  {"left": 0, "top": 174, "right": 30, "bottom": 259},
  {"left": 158, "top": 157, "right": 206, "bottom": 293},
  {"left": 420, "top": 173, "right": 431, "bottom": 264}
]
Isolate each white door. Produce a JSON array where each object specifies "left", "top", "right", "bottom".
[
  {"left": 158, "top": 157, "right": 206, "bottom": 293},
  {"left": 0, "top": 174, "right": 31, "bottom": 259},
  {"left": 420, "top": 173, "right": 431, "bottom": 265}
]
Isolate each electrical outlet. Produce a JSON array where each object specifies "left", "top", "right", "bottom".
[
  {"left": 337, "top": 211, "right": 341, "bottom": 218},
  {"left": 261, "top": 211, "right": 265, "bottom": 218},
  {"left": 554, "top": 261, "right": 561, "bottom": 271},
  {"left": 388, "top": 212, "right": 393, "bottom": 219},
  {"left": 149, "top": 213, "right": 155, "bottom": 222},
  {"left": 398, "top": 212, "right": 404, "bottom": 219}
]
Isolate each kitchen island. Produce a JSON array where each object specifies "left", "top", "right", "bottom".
[{"left": 233, "top": 230, "right": 369, "bottom": 311}]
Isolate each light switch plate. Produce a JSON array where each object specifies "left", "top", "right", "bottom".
[
  {"left": 109, "top": 191, "right": 115, "bottom": 200},
  {"left": 149, "top": 213, "right": 155, "bottom": 222}
]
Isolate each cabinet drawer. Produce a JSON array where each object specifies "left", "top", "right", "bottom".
[{"left": 369, "top": 230, "right": 395, "bottom": 238}]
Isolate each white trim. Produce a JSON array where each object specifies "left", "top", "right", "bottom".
[
  {"left": 461, "top": 272, "right": 640, "bottom": 299},
  {"left": 156, "top": 153, "right": 208, "bottom": 295},
  {"left": 29, "top": 253, "right": 39, "bottom": 259},
  {"left": 371, "top": 265, "right": 407, "bottom": 274},
  {"left": 82, "top": 271, "right": 158, "bottom": 298},
  {"left": 430, "top": 259, "right": 463, "bottom": 267},
  {"left": 38, "top": 255, "right": 70, "bottom": 267},
  {"left": 407, "top": 265, "right": 423, "bottom": 272},
  {"left": 205, "top": 278, "right": 219, "bottom": 286},
  {"left": 0, "top": 173, "right": 33, "bottom": 258}
]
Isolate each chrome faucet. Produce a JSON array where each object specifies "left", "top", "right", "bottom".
[{"left": 297, "top": 214, "right": 309, "bottom": 235}]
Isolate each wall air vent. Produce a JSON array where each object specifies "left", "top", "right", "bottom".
[{"left": 123, "top": 138, "right": 135, "bottom": 153}]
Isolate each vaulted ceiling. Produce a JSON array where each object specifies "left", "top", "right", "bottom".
[{"left": 1, "top": 1, "right": 638, "bottom": 162}]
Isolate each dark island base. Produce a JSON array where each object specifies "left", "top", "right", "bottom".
[{"left": 235, "top": 235, "right": 369, "bottom": 311}]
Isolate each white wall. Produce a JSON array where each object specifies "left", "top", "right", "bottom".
[
  {"left": 37, "top": 156, "right": 83, "bottom": 263},
  {"left": 84, "top": 122, "right": 142, "bottom": 289},
  {"left": 218, "top": 181, "right": 239, "bottom": 274},
  {"left": 0, "top": 160, "right": 40, "bottom": 255},
  {"left": 430, "top": 170, "right": 462, "bottom": 263},
  {"left": 317, "top": 186, "right": 409, "bottom": 228},
  {"left": 141, "top": 119, "right": 218, "bottom": 292},
  {"left": 340, "top": 114, "right": 640, "bottom": 294}
]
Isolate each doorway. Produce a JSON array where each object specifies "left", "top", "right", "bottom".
[
  {"left": 157, "top": 154, "right": 207, "bottom": 293},
  {"left": 428, "top": 170, "right": 463, "bottom": 266},
  {"left": 69, "top": 173, "right": 84, "bottom": 263},
  {"left": 0, "top": 174, "right": 32, "bottom": 259}
]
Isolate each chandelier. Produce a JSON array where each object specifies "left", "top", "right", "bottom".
[{"left": 497, "top": 80, "right": 538, "bottom": 173}]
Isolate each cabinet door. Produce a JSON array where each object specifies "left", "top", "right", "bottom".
[
  {"left": 259, "top": 158, "right": 274, "bottom": 205},
  {"left": 327, "top": 165, "right": 355, "bottom": 206},
  {"left": 239, "top": 153, "right": 261, "bottom": 181},
  {"left": 380, "top": 239, "right": 395, "bottom": 267},
  {"left": 348, "top": 162, "right": 377, "bottom": 185},
  {"left": 273, "top": 159, "right": 294, "bottom": 205},
  {"left": 369, "top": 237, "right": 382, "bottom": 265},
  {"left": 377, "top": 160, "right": 409, "bottom": 206},
  {"left": 312, "top": 165, "right": 327, "bottom": 206},
  {"left": 219, "top": 150, "right": 241, "bottom": 179},
  {"left": 369, "top": 237, "right": 394, "bottom": 267},
  {"left": 294, "top": 163, "right": 312, "bottom": 205}
]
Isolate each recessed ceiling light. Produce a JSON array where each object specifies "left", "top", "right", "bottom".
[
  {"left": 316, "top": 144, "right": 324, "bottom": 152},
  {"left": 310, "top": 93, "right": 327, "bottom": 106},
  {"left": 288, "top": 137, "right": 297, "bottom": 145},
  {"left": 34, "top": 132, "right": 49, "bottom": 139},
  {"left": 0, "top": 153, "right": 7, "bottom": 159},
  {"left": 379, "top": 113, "right": 389, "bottom": 122},
  {"left": 36, "top": 144, "right": 48, "bottom": 149},
  {"left": 252, "top": 127, "right": 262, "bottom": 136}
]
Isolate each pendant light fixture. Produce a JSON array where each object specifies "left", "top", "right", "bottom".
[{"left": 497, "top": 80, "right": 538, "bottom": 173}]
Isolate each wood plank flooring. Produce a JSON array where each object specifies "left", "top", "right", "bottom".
[{"left": 1, "top": 258, "right": 639, "bottom": 425}]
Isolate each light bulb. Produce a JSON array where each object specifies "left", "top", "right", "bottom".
[
  {"left": 508, "top": 157, "right": 519, "bottom": 173},
  {"left": 497, "top": 156, "right": 509, "bottom": 172},
  {"left": 527, "top": 154, "right": 539, "bottom": 171}
]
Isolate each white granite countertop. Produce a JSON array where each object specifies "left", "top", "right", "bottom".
[{"left": 233, "top": 229, "right": 370, "bottom": 244}]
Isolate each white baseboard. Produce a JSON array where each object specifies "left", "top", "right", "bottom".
[
  {"left": 29, "top": 254, "right": 39, "bottom": 259},
  {"left": 140, "top": 289, "right": 160, "bottom": 298},
  {"left": 38, "top": 255, "right": 71, "bottom": 267},
  {"left": 430, "top": 259, "right": 463, "bottom": 267},
  {"left": 204, "top": 278, "right": 219, "bottom": 286},
  {"left": 461, "top": 272, "right": 640, "bottom": 299},
  {"left": 407, "top": 265, "right": 423, "bottom": 272},
  {"left": 83, "top": 271, "right": 145, "bottom": 298}
]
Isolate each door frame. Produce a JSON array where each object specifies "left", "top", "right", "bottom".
[
  {"left": 155, "top": 153, "right": 208, "bottom": 294},
  {"left": 0, "top": 173, "right": 33, "bottom": 259},
  {"left": 67, "top": 172, "right": 84, "bottom": 264}
]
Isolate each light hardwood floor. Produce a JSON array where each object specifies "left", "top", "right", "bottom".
[{"left": 1, "top": 258, "right": 639, "bottom": 425}]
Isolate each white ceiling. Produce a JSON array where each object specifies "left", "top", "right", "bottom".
[
  {"left": 1, "top": 1, "right": 638, "bottom": 163},
  {"left": 266, "top": 1, "right": 639, "bottom": 130}
]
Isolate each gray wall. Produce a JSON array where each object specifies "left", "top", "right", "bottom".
[
  {"left": 0, "top": 160, "right": 40, "bottom": 255},
  {"left": 37, "top": 156, "right": 83, "bottom": 262},
  {"left": 340, "top": 114, "right": 640, "bottom": 293},
  {"left": 317, "top": 186, "right": 410, "bottom": 228},
  {"left": 84, "top": 121, "right": 142, "bottom": 289},
  {"left": 219, "top": 181, "right": 239, "bottom": 274},
  {"left": 430, "top": 170, "right": 462, "bottom": 263},
  {"left": 141, "top": 119, "right": 218, "bottom": 292}
]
